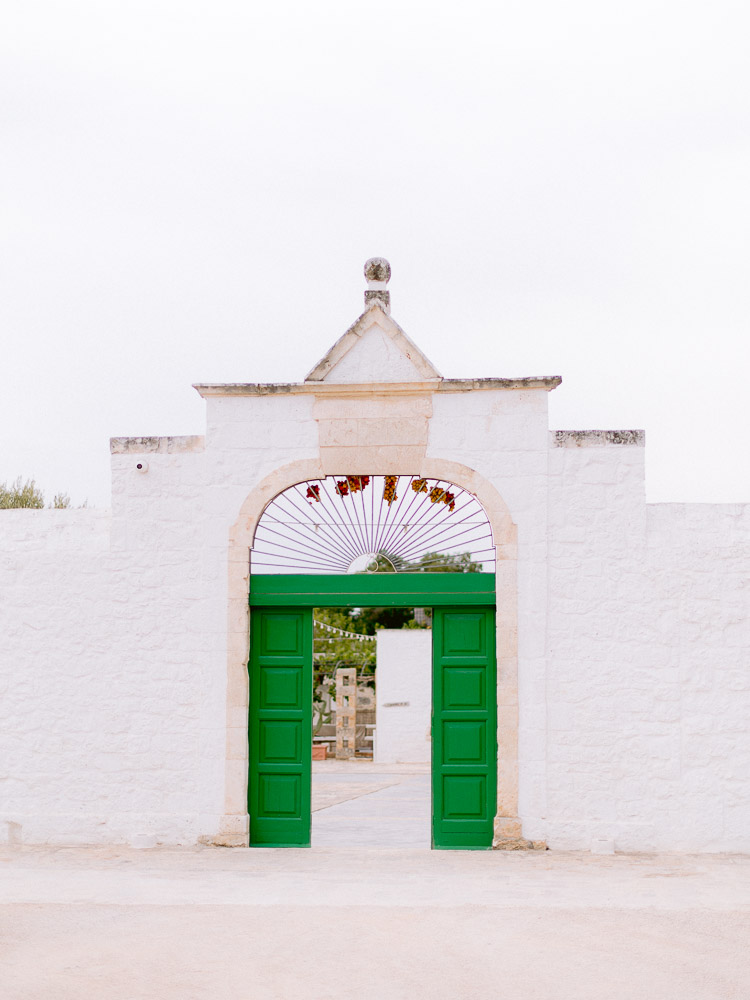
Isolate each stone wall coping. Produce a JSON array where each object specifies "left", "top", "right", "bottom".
[
  {"left": 109, "top": 435, "right": 205, "bottom": 454},
  {"left": 552, "top": 429, "right": 645, "bottom": 447},
  {"left": 193, "top": 376, "right": 562, "bottom": 397}
]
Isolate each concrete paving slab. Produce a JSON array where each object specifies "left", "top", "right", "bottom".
[
  {"left": 312, "top": 761, "right": 430, "bottom": 847},
  {"left": 311, "top": 779, "right": 401, "bottom": 813}
]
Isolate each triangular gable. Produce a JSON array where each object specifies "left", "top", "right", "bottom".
[{"left": 304, "top": 301, "right": 442, "bottom": 383}]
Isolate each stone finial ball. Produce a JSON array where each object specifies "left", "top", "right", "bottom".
[{"left": 364, "top": 257, "right": 391, "bottom": 284}]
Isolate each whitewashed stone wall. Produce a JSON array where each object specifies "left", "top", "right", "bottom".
[
  {"left": 0, "top": 410, "right": 321, "bottom": 847},
  {"left": 0, "top": 499, "right": 221, "bottom": 846},
  {"left": 546, "top": 435, "right": 750, "bottom": 852},
  {"left": 374, "top": 630, "right": 432, "bottom": 764},
  {"left": 642, "top": 502, "right": 749, "bottom": 852},
  {"left": 1, "top": 391, "right": 748, "bottom": 851}
]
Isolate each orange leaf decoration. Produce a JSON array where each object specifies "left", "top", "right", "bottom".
[{"left": 383, "top": 475, "right": 398, "bottom": 506}]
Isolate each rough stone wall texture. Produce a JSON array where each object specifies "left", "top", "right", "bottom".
[
  {"left": 0, "top": 501, "right": 219, "bottom": 846},
  {"left": 546, "top": 441, "right": 750, "bottom": 852},
  {"left": 0, "top": 395, "right": 320, "bottom": 846},
  {"left": 643, "top": 503, "right": 750, "bottom": 853}
]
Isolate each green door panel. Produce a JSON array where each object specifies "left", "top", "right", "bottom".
[
  {"left": 432, "top": 607, "right": 497, "bottom": 849},
  {"left": 249, "top": 607, "right": 312, "bottom": 846}
]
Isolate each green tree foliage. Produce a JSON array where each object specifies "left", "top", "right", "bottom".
[
  {"left": 0, "top": 477, "right": 45, "bottom": 508},
  {"left": 342, "top": 550, "right": 482, "bottom": 635},
  {"left": 312, "top": 607, "right": 379, "bottom": 732},
  {"left": 350, "top": 605, "right": 419, "bottom": 634},
  {"left": 314, "top": 608, "right": 377, "bottom": 675},
  {"left": 0, "top": 477, "right": 79, "bottom": 509},
  {"left": 406, "top": 550, "right": 482, "bottom": 573}
]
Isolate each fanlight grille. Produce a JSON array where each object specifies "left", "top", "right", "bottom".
[{"left": 251, "top": 475, "right": 494, "bottom": 574}]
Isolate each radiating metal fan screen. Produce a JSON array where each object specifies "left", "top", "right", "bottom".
[{"left": 251, "top": 475, "right": 494, "bottom": 574}]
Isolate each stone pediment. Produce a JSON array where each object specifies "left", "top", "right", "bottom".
[{"left": 305, "top": 259, "right": 442, "bottom": 383}]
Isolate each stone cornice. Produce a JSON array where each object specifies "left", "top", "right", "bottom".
[
  {"left": 553, "top": 429, "right": 645, "bottom": 447},
  {"left": 193, "top": 376, "right": 562, "bottom": 398},
  {"left": 110, "top": 435, "right": 205, "bottom": 454}
]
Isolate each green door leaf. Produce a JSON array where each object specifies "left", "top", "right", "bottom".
[
  {"left": 249, "top": 607, "right": 313, "bottom": 846},
  {"left": 432, "top": 608, "right": 497, "bottom": 849}
]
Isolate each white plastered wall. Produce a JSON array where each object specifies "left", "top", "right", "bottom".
[
  {"left": 0, "top": 395, "right": 320, "bottom": 846},
  {"left": 374, "top": 630, "right": 432, "bottom": 764},
  {"left": 1, "top": 385, "right": 748, "bottom": 851},
  {"left": 546, "top": 437, "right": 750, "bottom": 852}
]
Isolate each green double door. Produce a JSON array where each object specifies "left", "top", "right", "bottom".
[{"left": 248, "top": 601, "right": 496, "bottom": 849}]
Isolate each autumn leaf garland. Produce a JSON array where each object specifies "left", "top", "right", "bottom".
[
  {"left": 306, "top": 476, "right": 455, "bottom": 511},
  {"left": 383, "top": 475, "right": 398, "bottom": 505},
  {"left": 335, "top": 475, "right": 371, "bottom": 497},
  {"left": 413, "top": 477, "right": 455, "bottom": 511}
]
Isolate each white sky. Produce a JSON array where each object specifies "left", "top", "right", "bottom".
[{"left": 2, "top": 0, "right": 748, "bottom": 507}]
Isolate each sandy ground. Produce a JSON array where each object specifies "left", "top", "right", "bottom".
[{"left": 2, "top": 765, "right": 749, "bottom": 1000}]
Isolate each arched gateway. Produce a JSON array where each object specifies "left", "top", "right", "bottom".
[
  {"left": 249, "top": 474, "right": 497, "bottom": 848},
  {"left": 212, "top": 260, "right": 558, "bottom": 850},
  {"left": 6, "top": 258, "right": 744, "bottom": 854}
]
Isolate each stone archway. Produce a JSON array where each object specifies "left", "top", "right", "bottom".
[{"left": 215, "top": 456, "right": 520, "bottom": 847}]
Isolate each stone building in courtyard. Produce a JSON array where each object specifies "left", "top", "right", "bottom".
[{"left": 1, "top": 259, "right": 748, "bottom": 852}]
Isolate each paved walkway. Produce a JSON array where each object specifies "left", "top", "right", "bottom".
[
  {"left": 312, "top": 760, "right": 430, "bottom": 847},
  {"left": 2, "top": 765, "right": 749, "bottom": 999}
]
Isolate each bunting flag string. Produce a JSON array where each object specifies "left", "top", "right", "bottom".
[{"left": 313, "top": 619, "right": 376, "bottom": 642}]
